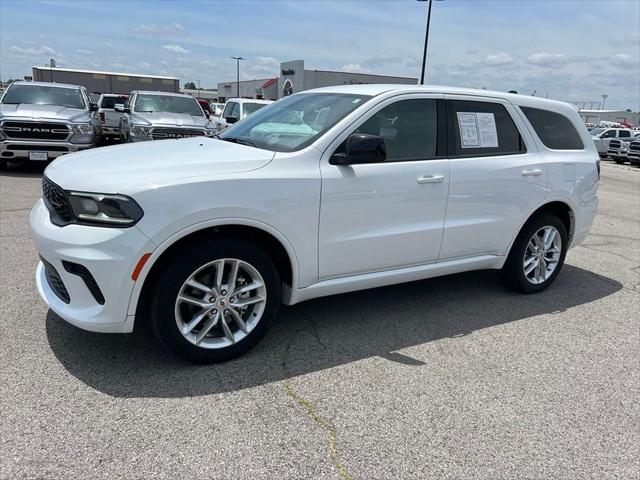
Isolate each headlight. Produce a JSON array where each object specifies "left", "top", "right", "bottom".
[
  {"left": 73, "top": 123, "right": 93, "bottom": 135},
  {"left": 130, "top": 125, "right": 151, "bottom": 137},
  {"left": 67, "top": 192, "right": 144, "bottom": 227}
]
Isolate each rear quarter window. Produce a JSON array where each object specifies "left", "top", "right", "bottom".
[{"left": 521, "top": 107, "right": 584, "bottom": 150}]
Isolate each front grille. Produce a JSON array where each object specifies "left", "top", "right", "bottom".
[
  {"left": 629, "top": 142, "right": 640, "bottom": 152},
  {"left": 609, "top": 140, "right": 621, "bottom": 149},
  {"left": 2, "top": 121, "right": 70, "bottom": 141},
  {"left": 42, "top": 258, "right": 70, "bottom": 304},
  {"left": 42, "top": 176, "right": 75, "bottom": 225},
  {"left": 151, "top": 128, "right": 205, "bottom": 140}
]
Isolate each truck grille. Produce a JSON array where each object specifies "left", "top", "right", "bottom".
[
  {"left": 151, "top": 128, "right": 205, "bottom": 140},
  {"left": 629, "top": 141, "right": 640, "bottom": 152},
  {"left": 609, "top": 140, "right": 621, "bottom": 149},
  {"left": 42, "top": 176, "right": 75, "bottom": 225},
  {"left": 2, "top": 121, "right": 70, "bottom": 141}
]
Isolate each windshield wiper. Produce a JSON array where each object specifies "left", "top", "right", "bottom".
[{"left": 219, "top": 136, "right": 257, "bottom": 148}]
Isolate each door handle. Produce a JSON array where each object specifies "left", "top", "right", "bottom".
[
  {"left": 522, "top": 169, "right": 543, "bottom": 177},
  {"left": 417, "top": 175, "right": 444, "bottom": 184}
]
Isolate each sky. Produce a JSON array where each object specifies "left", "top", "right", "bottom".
[{"left": 0, "top": 0, "right": 638, "bottom": 110}]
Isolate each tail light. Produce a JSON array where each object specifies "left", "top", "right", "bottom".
[{"left": 99, "top": 112, "right": 105, "bottom": 123}]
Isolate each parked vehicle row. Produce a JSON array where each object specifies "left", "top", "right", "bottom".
[
  {"left": 0, "top": 81, "right": 273, "bottom": 165},
  {"left": 30, "top": 84, "right": 599, "bottom": 363}
]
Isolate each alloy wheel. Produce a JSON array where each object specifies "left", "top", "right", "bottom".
[
  {"left": 523, "top": 226, "right": 562, "bottom": 285},
  {"left": 174, "top": 258, "right": 267, "bottom": 349}
]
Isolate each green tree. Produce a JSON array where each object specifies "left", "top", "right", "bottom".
[{"left": 184, "top": 81, "right": 197, "bottom": 90}]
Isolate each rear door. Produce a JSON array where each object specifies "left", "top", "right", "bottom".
[{"left": 439, "top": 96, "right": 545, "bottom": 260}]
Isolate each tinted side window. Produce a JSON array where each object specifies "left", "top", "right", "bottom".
[
  {"left": 619, "top": 130, "right": 631, "bottom": 138},
  {"left": 354, "top": 99, "right": 439, "bottom": 161},
  {"left": 521, "top": 106, "right": 584, "bottom": 149},
  {"left": 230, "top": 102, "right": 241, "bottom": 118},
  {"left": 448, "top": 100, "right": 525, "bottom": 157},
  {"left": 222, "top": 102, "right": 235, "bottom": 118},
  {"left": 601, "top": 130, "right": 615, "bottom": 138}
]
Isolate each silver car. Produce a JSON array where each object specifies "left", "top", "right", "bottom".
[
  {"left": 0, "top": 81, "right": 99, "bottom": 166},
  {"left": 117, "top": 91, "right": 215, "bottom": 142}
]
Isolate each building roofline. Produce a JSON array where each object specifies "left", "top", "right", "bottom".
[
  {"left": 309, "top": 69, "right": 416, "bottom": 80},
  {"left": 32, "top": 66, "right": 178, "bottom": 81}
]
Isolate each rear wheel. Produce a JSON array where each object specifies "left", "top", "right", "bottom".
[
  {"left": 502, "top": 213, "right": 568, "bottom": 293},
  {"left": 148, "top": 237, "right": 281, "bottom": 363}
]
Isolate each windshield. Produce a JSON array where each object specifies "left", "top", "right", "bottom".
[
  {"left": 134, "top": 94, "right": 203, "bottom": 116},
  {"left": 220, "top": 93, "right": 371, "bottom": 152},
  {"left": 1, "top": 84, "right": 86, "bottom": 109},
  {"left": 101, "top": 95, "right": 128, "bottom": 109},
  {"left": 590, "top": 128, "right": 605, "bottom": 136},
  {"left": 242, "top": 102, "right": 268, "bottom": 117}
]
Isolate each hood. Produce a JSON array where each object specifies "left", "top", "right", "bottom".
[
  {"left": 131, "top": 112, "right": 210, "bottom": 128},
  {"left": 0, "top": 103, "right": 90, "bottom": 122},
  {"left": 45, "top": 137, "right": 275, "bottom": 194}
]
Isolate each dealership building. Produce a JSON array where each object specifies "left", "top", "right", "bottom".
[
  {"left": 217, "top": 60, "right": 416, "bottom": 102},
  {"left": 31, "top": 66, "right": 180, "bottom": 94}
]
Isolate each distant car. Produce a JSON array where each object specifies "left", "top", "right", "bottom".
[
  {"left": 0, "top": 81, "right": 99, "bottom": 166},
  {"left": 210, "top": 102, "right": 225, "bottom": 117},
  {"left": 116, "top": 91, "right": 216, "bottom": 142},
  {"left": 214, "top": 98, "right": 273, "bottom": 132},
  {"left": 97, "top": 94, "right": 128, "bottom": 143},
  {"left": 627, "top": 140, "right": 640, "bottom": 165},
  {"left": 591, "top": 128, "right": 634, "bottom": 157}
]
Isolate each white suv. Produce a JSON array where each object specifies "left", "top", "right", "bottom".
[{"left": 30, "top": 85, "right": 599, "bottom": 363}]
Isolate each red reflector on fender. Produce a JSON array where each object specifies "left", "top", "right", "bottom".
[{"left": 132, "top": 253, "right": 152, "bottom": 281}]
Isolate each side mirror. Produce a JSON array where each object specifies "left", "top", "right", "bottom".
[
  {"left": 89, "top": 103, "right": 99, "bottom": 112},
  {"left": 226, "top": 115, "right": 239, "bottom": 124},
  {"left": 330, "top": 133, "right": 387, "bottom": 165}
]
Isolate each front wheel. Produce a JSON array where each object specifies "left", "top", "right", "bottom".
[
  {"left": 148, "top": 237, "right": 281, "bottom": 363},
  {"left": 501, "top": 213, "right": 568, "bottom": 293}
]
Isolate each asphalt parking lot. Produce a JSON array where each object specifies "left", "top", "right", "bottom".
[{"left": 0, "top": 160, "right": 638, "bottom": 479}]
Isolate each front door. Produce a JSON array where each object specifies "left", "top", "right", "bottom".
[{"left": 318, "top": 95, "right": 449, "bottom": 280}]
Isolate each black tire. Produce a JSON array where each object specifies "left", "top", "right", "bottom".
[
  {"left": 148, "top": 237, "right": 281, "bottom": 364},
  {"left": 501, "top": 213, "right": 568, "bottom": 293},
  {"left": 614, "top": 159, "right": 625, "bottom": 165}
]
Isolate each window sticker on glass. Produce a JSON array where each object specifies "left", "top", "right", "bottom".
[
  {"left": 457, "top": 112, "right": 499, "bottom": 148},
  {"left": 457, "top": 112, "right": 479, "bottom": 147}
]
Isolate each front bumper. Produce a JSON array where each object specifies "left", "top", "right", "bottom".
[
  {"left": 100, "top": 126, "right": 120, "bottom": 136},
  {"left": 1, "top": 139, "right": 93, "bottom": 161},
  {"left": 30, "top": 198, "right": 155, "bottom": 333}
]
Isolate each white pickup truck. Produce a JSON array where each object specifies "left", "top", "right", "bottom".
[{"left": 97, "top": 94, "right": 128, "bottom": 143}]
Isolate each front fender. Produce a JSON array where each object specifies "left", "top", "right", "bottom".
[{"left": 126, "top": 217, "right": 301, "bottom": 317}]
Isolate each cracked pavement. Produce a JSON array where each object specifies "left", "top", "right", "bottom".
[{"left": 1, "top": 161, "right": 638, "bottom": 479}]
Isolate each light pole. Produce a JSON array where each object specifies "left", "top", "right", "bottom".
[
  {"left": 230, "top": 56, "right": 244, "bottom": 98},
  {"left": 601, "top": 94, "right": 608, "bottom": 110},
  {"left": 417, "top": 0, "right": 441, "bottom": 84}
]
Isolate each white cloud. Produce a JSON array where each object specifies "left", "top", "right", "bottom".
[
  {"left": 527, "top": 52, "right": 568, "bottom": 68},
  {"left": 609, "top": 53, "right": 637, "bottom": 68},
  {"left": 340, "top": 63, "right": 370, "bottom": 74},
  {"left": 133, "top": 22, "right": 185, "bottom": 36},
  {"left": 245, "top": 56, "right": 280, "bottom": 78},
  {"left": 162, "top": 44, "right": 190, "bottom": 54},
  {"left": 611, "top": 32, "right": 640, "bottom": 47},
  {"left": 10, "top": 45, "right": 59, "bottom": 56},
  {"left": 484, "top": 53, "right": 514, "bottom": 66},
  {"left": 76, "top": 49, "right": 94, "bottom": 55}
]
